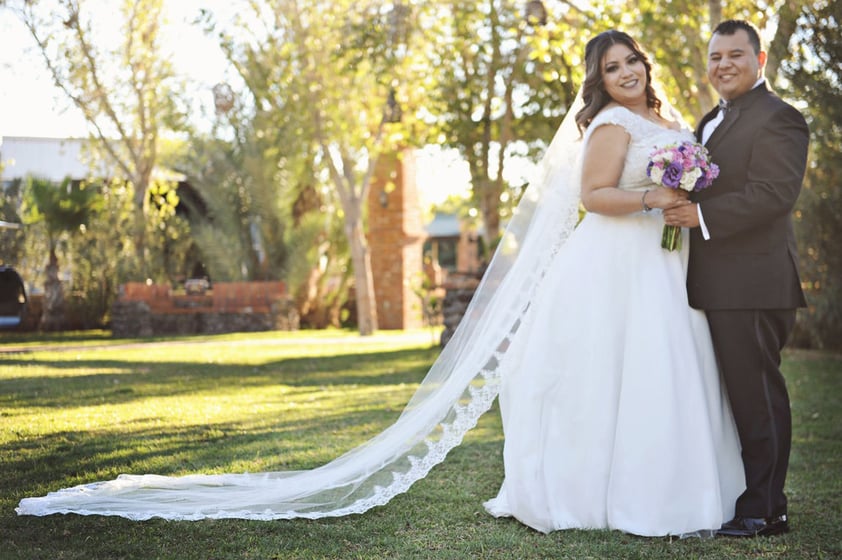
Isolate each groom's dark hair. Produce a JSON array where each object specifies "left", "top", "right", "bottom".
[{"left": 713, "top": 20, "right": 763, "bottom": 54}]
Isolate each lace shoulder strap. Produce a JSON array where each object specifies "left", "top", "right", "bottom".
[{"left": 584, "top": 105, "right": 643, "bottom": 143}]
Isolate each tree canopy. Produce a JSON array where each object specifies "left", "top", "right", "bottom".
[{"left": 3, "top": 0, "right": 838, "bottom": 346}]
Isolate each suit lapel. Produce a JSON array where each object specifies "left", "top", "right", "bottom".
[
  {"left": 701, "top": 83, "right": 769, "bottom": 149},
  {"left": 696, "top": 109, "right": 718, "bottom": 143},
  {"left": 704, "top": 106, "right": 741, "bottom": 151}
]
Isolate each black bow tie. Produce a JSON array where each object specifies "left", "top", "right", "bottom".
[{"left": 719, "top": 99, "right": 731, "bottom": 114}]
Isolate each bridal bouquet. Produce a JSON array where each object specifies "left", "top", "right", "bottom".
[{"left": 646, "top": 141, "right": 719, "bottom": 251}]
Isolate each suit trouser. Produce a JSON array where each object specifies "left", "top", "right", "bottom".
[{"left": 706, "top": 309, "right": 796, "bottom": 518}]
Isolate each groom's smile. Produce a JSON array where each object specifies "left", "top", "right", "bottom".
[{"left": 707, "top": 28, "right": 766, "bottom": 101}]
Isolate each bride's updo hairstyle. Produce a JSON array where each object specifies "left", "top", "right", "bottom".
[{"left": 575, "top": 30, "right": 662, "bottom": 134}]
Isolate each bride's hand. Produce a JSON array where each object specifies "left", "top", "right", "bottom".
[{"left": 647, "top": 187, "right": 689, "bottom": 210}]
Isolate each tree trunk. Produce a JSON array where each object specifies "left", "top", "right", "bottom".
[
  {"left": 40, "top": 245, "right": 65, "bottom": 331},
  {"left": 135, "top": 172, "right": 152, "bottom": 278},
  {"left": 347, "top": 217, "right": 378, "bottom": 336},
  {"left": 295, "top": 265, "right": 342, "bottom": 329},
  {"left": 709, "top": 1, "right": 722, "bottom": 28},
  {"left": 765, "top": 0, "right": 803, "bottom": 86},
  {"left": 480, "top": 178, "right": 502, "bottom": 249}
]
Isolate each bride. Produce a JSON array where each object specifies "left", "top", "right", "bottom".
[
  {"left": 18, "top": 30, "right": 743, "bottom": 537},
  {"left": 482, "top": 30, "right": 744, "bottom": 536}
]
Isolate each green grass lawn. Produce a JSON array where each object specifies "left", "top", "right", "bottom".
[{"left": 0, "top": 330, "right": 839, "bottom": 560}]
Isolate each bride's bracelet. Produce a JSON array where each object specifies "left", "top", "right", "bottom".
[{"left": 642, "top": 190, "right": 653, "bottom": 213}]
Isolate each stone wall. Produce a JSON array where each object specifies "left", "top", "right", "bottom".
[{"left": 439, "top": 272, "right": 482, "bottom": 347}]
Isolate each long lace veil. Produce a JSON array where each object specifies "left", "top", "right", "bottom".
[{"left": 16, "top": 91, "right": 586, "bottom": 521}]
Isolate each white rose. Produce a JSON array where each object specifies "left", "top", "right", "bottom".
[
  {"left": 650, "top": 166, "right": 664, "bottom": 185},
  {"left": 680, "top": 168, "right": 702, "bottom": 191}
]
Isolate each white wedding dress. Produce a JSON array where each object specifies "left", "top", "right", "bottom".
[
  {"left": 17, "top": 103, "right": 743, "bottom": 537},
  {"left": 483, "top": 106, "right": 744, "bottom": 536}
]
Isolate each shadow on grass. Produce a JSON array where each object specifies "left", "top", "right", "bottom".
[
  {"left": 3, "top": 419, "right": 508, "bottom": 560},
  {"left": 2, "top": 345, "right": 453, "bottom": 503},
  {"left": 2, "top": 348, "right": 839, "bottom": 560},
  {"left": 0, "top": 346, "right": 441, "bottom": 410},
  {"left": 4, "top": 411, "right": 399, "bottom": 496}
]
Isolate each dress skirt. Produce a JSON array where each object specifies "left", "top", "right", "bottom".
[{"left": 484, "top": 210, "right": 745, "bottom": 536}]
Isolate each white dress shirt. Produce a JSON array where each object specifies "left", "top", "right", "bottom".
[{"left": 697, "top": 78, "right": 765, "bottom": 240}]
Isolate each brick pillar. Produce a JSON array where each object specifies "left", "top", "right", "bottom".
[{"left": 367, "top": 149, "right": 425, "bottom": 330}]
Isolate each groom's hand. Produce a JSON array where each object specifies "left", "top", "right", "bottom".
[{"left": 663, "top": 200, "right": 701, "bottom": 228}]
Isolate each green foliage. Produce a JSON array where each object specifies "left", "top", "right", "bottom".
[
  {"left": 409, "top": 266, "right": 444, "bottom": 332},
  {"left": 424, "top": 0, "right": 580, "bottom": 242},
  {"left": 18, "top": 0, "right": 185, "bottom": 210},
  {"left": 0, "top": 178, "right": 25, "bottom": 266},
  {"left": 51, "top": 180, "right": 133, "bottom": 328},
  {"left": 620, "top": 0, "right": 796, "bottom": 122},
  {"left": 19, "top": 176, "right": 103, "bottom": 329},
  {"left": 621, "top": 0, "right": 715, "bottom": 120},
  {"left": 6, "top": 0, "right": 834, "bottom": 339},
  {"left": 9, "top": 1, "right": 201, "bottom": 324},
  {"left": 175, "top": 130, "right": 290, "bottom": 282},
  {"left": 427, "top": 192, "right": 477, "bottom": 223},
  {"left": 19, "top": 175, "right": 104, "bottom": 289},
  {"left": 283, "top": 204, "right": 351, "bottom": 329},
  {"left": 200, "top": 0, "right": 436, "bottom": 334},
  {"left": 13, "top": 175, "right": 192, "bottom": 328},
  {"left": 337, "top": 1, "right": 413, "bottom": 79},
  {"left": 784, "top": 0, "right": 842, "bottom": 349},
  {"left": 143, "top": 181, "right": 193, "bottom": 285},
  {"left": 0, "top": 333, "right": 839, "bottom": 559},
  {"left": 21, "top": 177, "right": 102, "bottom": 239}
]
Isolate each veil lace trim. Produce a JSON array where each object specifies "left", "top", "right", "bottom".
[{"left": 16, "top": 92, "right": 586, "bottom": 522}]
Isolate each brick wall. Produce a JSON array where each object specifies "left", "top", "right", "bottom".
[
  {"left": 111, "top": 281, "right": 299, "bottom": 337},
  {"left": 367, "top": 150, "right": 425, "bottom": 330}
]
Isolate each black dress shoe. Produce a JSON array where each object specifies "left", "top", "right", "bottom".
[{"left": 717, "top": 515, "right": 789, "bottom": 537}]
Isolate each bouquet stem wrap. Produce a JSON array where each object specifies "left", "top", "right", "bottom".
[{"left": 662, "top": 224, "right": 682, "bottom": 251}]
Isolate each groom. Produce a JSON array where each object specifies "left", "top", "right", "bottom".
[{"left": 664, "top": 20, "right": 809, "bottom": 537}]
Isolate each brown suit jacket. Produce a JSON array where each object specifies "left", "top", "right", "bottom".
[{"left": 688, "top": 83, "right": 809, "bottom": 310}]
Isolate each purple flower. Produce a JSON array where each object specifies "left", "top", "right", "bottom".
[{"left": 662, "top": 162, "right": 683, "bottom": 188}]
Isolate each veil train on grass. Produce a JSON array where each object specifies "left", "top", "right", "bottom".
[{"left": 17, "top": 91, "right": 586, "bottom": 521}]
